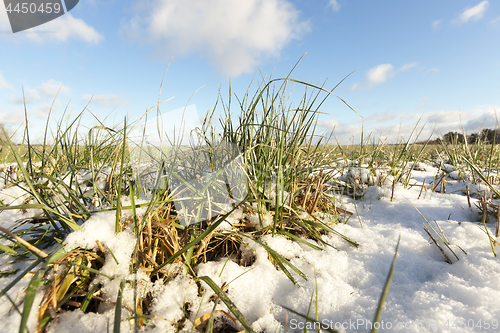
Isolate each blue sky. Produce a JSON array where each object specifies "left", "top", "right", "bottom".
[{"left": 0, "top": 0, "right": 499, "bottom": 144}]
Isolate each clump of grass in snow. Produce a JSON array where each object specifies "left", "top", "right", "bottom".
[
  {"left": 0, "top": 70, "right": 362, "bottom": 332},
  {"left": 5, "top": 74, "right": 498, "bottom": 332}
]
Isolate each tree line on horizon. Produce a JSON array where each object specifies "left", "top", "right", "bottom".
[{"left": 435, "top": 128, "right": 500, "bottom": 145}]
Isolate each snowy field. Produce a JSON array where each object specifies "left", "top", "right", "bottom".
[{"left": 1, "top": 160, "right": 500, "bottom": 333}]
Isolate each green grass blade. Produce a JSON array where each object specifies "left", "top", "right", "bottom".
[
  {"left": 305, "top": 217, "right": 359, "bottom": 247},
  {"left": 19, "top": 267, "right": 43, "bottom": 333},
  {"left": 304, "top": 290, "right": 314, "bottom": 333},
  {"left": 0, "top": 243, "right": 18, "bottom": 256},
  {"left": 278, "top": 230, "right": 323, "bottom": 251},
  {"left": 114, "top": 280, "right": 125, "bottom": 333},
  {"left": 0, "top": 257, "right": 44, "bottom": 299},
  {"left": 406, "top": 199, "right": 460, "bottom": 261},
  {"left": 240, "top": 234, "right": 307, "bottom": 284},
  {"left": 462, "top": 155, "right": 500, "bottom": 197},
  {"left": 280, "top": 305, "right": 340, "bottom": 333},
  {"left": 47, "top": 246, "right": 67, "bottom": 264},
  {"left": 482, "top": 221, "right": 497, "bottom": 257},
  {"left": 80, "top": 284, "right": 99, "bottom": 313},
  {"left": 150, "top": 207, "right": 236, "bottom": 276},
  {"left": 116, "top": 117, "right": 128, "bottom": 234},
  {"left": 371, "top": 235, "right": 401, "bottom": 333},
  {"left": 197, "top": 276, "right": 255, "bottom": 333},
  {"left": 1, "top": 130, "right": 68, "bottom": 233}
]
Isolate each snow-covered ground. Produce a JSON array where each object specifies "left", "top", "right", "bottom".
[{"left": 1, "top": 162, "right": 500, "bottom": 333}]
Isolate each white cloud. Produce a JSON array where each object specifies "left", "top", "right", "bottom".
[
  {"left": 12, "top": 80, "right": 69, "bottom": 104},
  {"left": 30, "top": 103, "right": 59, "bottom": 119},
  {"left": 317, "top": 106, "right": 500, "bottom": 144},
  {"left": 352, "top": 62, "right": 418, "bottom": 90},
  {"left": 458, "top": 1, "right": 489, "bottom": 24},
  {"left": 425, "top": 110, "right": 472, "bottom": 125},
  {"left": 28, "top": 14, "right": 104, "bottom": 44},
  {"left": 0, "top": 72, "right": 12, "bottom": 90},
  {"left": 0, "top": 109, "right": 25, "bottom": 125},
  {"left": 432, "top": 20, "right": 442, "bottom": 30},
  {"left": 367, "top": 64, "right": 394, "bottom": 85},
  {"left": 128, "top": 104, "right": 202, "bottom": 146},
  {"left": 364, "top": 112, "right": 398, "bottom": 124},
  {"left": 352, "top": 63, "right": 393, "bottom": 90},
  {"left": 122, "top": 0, "right": 309, "bottom": 77},
  {"left": 490, "top": 16, "right": 500, "bottom": 25},
  {"left": 37, "top": 80, "right": 69, "bottom": 97},
  {"left": 81, "top": 94, "right": 129, "bottom": 107},
  {"left": 399, "top": 62, "right": 417, "bottom": 72},
  {"left": 462, "top": 105, "right": 499, "bottom": 131},
  {"left": 0, "top": 4, "right": 103, "bottom": 44},
  {"left": 319, "top": 119, "right": 341, "bottom": 129},
  {"left": 417, "top": 96, "right": 443, "bottom": 109},
  {"left": 4, "top": 103, "right": 65, "bottom": 123},
  {"left": 328, "top": 0, "right": 341, "bottom": 12}
]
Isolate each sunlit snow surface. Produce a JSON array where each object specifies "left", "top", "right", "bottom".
[{"left": 1, "top": 163, "right": 500, "bottom": 333}]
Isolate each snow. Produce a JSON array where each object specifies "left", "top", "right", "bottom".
[
  {"left": 1, "top": 162, "right": 500, "bottom": 332},
  {"left": 0, "top": 182, "right": 32, "bottom": 206}
]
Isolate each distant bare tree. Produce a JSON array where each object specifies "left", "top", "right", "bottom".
[
  {"left": 466, "top": 128, "right": 500, "bottom": 144},
  {"left": 442, "top": 131, "right": 465, "bottom": 144},
  {"left": 468, "top": 132, "right": 478, "bottom": 144}
]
